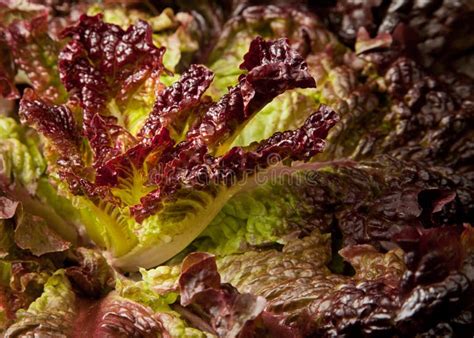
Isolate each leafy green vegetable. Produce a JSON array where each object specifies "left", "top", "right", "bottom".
[
  {"left": 19, "top": 15, "right": 337, "bottom": 270},
  {"left": 0, "top": 117, "right": 79, "bottom": 244},
  {"left": 1, "top": 1, "right": 473, "bottom": 337},
  {"left": 195, "top": 156, "right": 473, "bottom": 257},
  {"left": 5, "top": 271, "right": 76, "bottom": 337}
]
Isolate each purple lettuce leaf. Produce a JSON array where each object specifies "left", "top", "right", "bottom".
[
  {"left": 58, "top": 14, "right": 165, "bottom": 113},
  {"left": 199, "top": 155, "right": 473, "bottom": 252},
  {"left": 1, "top": 246, "right": 156, "bottom": 336},
  {"left": 0, "top": 258, "right": 52, "bottom": 330},
  {"left": 73, "top": 292, "right": 168, "bottom": 338},
  {"left": 20, "top": 13, "right": 338, "bottom": 269},
  {"left": 177, "top": 252, "right": 297, "bottom": 337},
  {"left": 14, "top": 206, "right": 71, "bottom": 257},
  {"left": 19, "top": 89, "right": 83, "bottom": 168},
  {"left": 317, "top": 28, "right": 474, "bottom": 173},
  {"left": 391, "top": 225, "right": 474, "bottom": 335},
  {"left": 186, "top": 36, "right": 316, "bottom": 149},
  {"left": 216, "top": 229, "right": 404, "bottom": 336},
  {"left": 131, "top": 105, "right": 338, "bottom": 222},
  {"left": 312, "top": 0, "right": 474, "bottom": 73},
  {"left": 58, "top": 14, "right": 166, "bottom": 167},
  {"left": 0, "top": 196, "right": 72, "bottom": 259},
  {"left": 22, "top": 16, "right": 335, "bottom": 221},
  {"left": 327, "top": 156, "right": 473, "bottom": 249},
  {"left": 0, "top": 31, "right": 17, "bottom": 100},
  {"left": 0, "top": 2, "right": 67, "bottom": 102},
  {"left": 96, "top": 64, "right": 214, "bottom": 186},
  {"left": 64, "top": 247, "right": 115, "bottom": 298},
  {"left": 138, "top": 64, "right": 214, "bottom": 141},
  {"left": 215, "top": 223, "right": 474, "bottom": 336}
]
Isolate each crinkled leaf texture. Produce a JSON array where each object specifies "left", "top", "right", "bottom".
[
  {"left": 19, "top": 14, "right": 338, "bottom": 271},
  {"left": 3, "top": 271, "right": 170, "bottom": 337},
  {"left": 87, "top": 4, "right": 204, "bottom": 72},
  {"left": 0, "top": 116, "right": 79, "bottom": 245},
  {"left": 309, "top": 21, "right": 474, "bottom": 172},
  {"left": 215, "top": 224, "right": 474, "bottom": 336},
  {"left": 205, "top": 5, "right": 342, "bottom": 148},
  {"left": 193, "top": 155, "right": 473, "bottom": 257},
  {"left": 313, "top": 0, "right": 474, "bottom": 73},
  {"left": 3, "top": 3, "right": 472, "bottom": 337},
  {"left": 4, "top": 270, "right": 76, "bottom": 337},
  {"left": 176, "top": 252, "right": 297, "bottom": 337},
  {"left": 0, "top": 1, "right": 67, "bottom": 102}
]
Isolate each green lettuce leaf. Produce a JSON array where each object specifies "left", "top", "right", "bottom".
[
  {"left": 0, "top": 117, "right": 79, "bottom": 244},
  {"left": 193, "top": 155, "right": 473, "bottom": 257},
  {"left": 216, "top": 229, "right": 406, "bottom": 335},
  {"left": 230, "top": 88, "right": 322, "bottom": 147},
  {"left": 21, "top": 14, "right": 336, "bottom": 271},
  {"left": 205, "top": 5, "right": 345, "bottom": 148},
  {"left": 116, "top": 266, "right": 212, "bottom": 337},
  {"left": 193, "top": 166, "right": 330, "bottom": 256},
  {"left": 4, "top": 270, "right": 76, "bottom": 337}
]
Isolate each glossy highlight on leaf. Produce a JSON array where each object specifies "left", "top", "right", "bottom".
[
  {"left": 0, "top": 3, "right": 66, "bottom": 102},
  {"left": 3, "top": 2, "right": 474, "bottom": 336},
  {"left": 177, "top": 252, "right": 296, "bottom": 337},
  {"left": 20, "top": 12, "right": 337, "bottom": 270}
]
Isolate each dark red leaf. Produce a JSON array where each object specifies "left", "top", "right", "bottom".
[
  {"left": 393, "top": 226, "right": 474, "bottom": 334},
  {"left": 0, "top": 31, "right": 18, "bottom": 99},
  {"left": 131, "top": 105, "right": 338, "bottom": 222},
  {"left": 3, "top": 9, "right": 66, "bottom": 102},
  {"left": 177, "top": 252, "right": 295, "bottom": 337},
  {"left": 58, "top": 14, "right": 165, "bottom": 167},
  {"left": 65, "top": 248, "right": 114, "bottom": 298},
  {"left": 19, "top": 89, "right": 82, "bottom": 167},
  {"left": 186, "top": 37, "right": 316, "bottom": 148},
  {"left": 139, "top": 64, "right": 214, "bottom": 140},
  {"left": 179, "top": 252, "right": 221, "bottom": 306}
]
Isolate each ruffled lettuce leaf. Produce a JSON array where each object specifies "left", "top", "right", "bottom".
[
  {"left": 372, "top": 56, "right": 474, "bottom": 171},
  {"left": 116, "top": 265, "right": 212, "bottom": 337},
  {"left": 0, "top": 245, "right": 171, "bottom": 336},
  {"left": 81, "top": 3, "right": 215, "bottom": 134},
  {"left": 87, "top": 4, "right": 203, "bottom": 72},
  {"left": 0, "top": 116, "right": 45, "bottom": 193},
  {"left": 204, "top": 5, "right": 344, "bottom": 148},
  {"left": 0, "top": 1, "right": 67, "bottom": 102},
  {"left": 58, "top": 14, "right": 166, "bottom": 143},
  {"left": 0, "top": 116, "right": 79, "bottom": 244},
  {"left": 312, "top": 26, "right": 474, "bottom": 171},
  {"left": 215, "top": 224, "right": 474, "bottom": 336},
  {"left": 1, "top": 3, "right": 473, "bottom": 337},
  {"left": 206, "top": 5, "right": 340, "bottom": 98},
  {"left": 209, "top": 4, "right": 473, "bottom": 172},
  {"left": 314, "top": 0, "right": 474, "bottom": 72},
  {"left": 4, "top": 270, "right": 76, "bottom": 337},
  {"left": 0, "top": 257, "right": 53, "bottom": 332},
  {"left": 2, "top": 225, "right": 471, "bottom": 337},
  {"left": 19, "top": 14, "right": 338, "bottom": 270},
  {"left": 63, "top": 247, "right": 114, "bottom": 298},
  {"left": 176, "top": 252, "right": 297, "bottom": 337},
  {"left": 393, "top": 225, "right": 474, "bottom": 335},
  {"left": 193, "top": 155, "right": 473, "bottom": 256},
  {"left": 3, "top": 267, "right": 170, "bottom": 337},
  {"left": 230, "top": 88, "right": 322, "bottom": 148}
]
